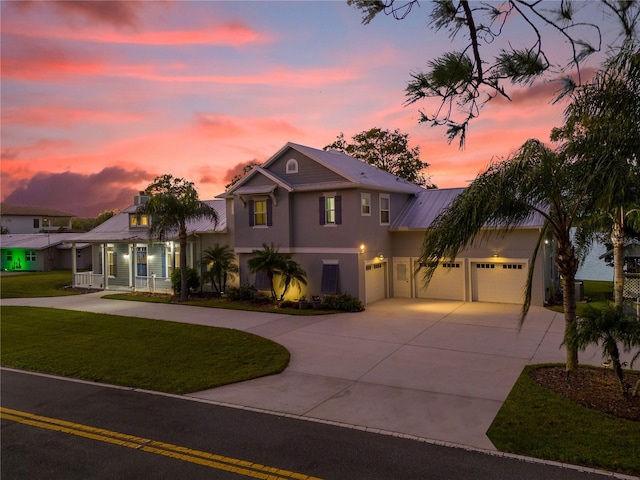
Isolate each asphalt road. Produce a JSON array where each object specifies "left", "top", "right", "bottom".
[{"left": 1, "top": 369, "right": 627, "bottom": 480}]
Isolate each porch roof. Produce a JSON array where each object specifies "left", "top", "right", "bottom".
[{"left": 0, "top": 233, "right": 90, "bottom": 250}]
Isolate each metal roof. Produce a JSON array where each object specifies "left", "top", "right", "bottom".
[
  {"left": 0, "top": 233, "right": 89, "bottom": 250},
  {"left": 71, "top": 199, "right": 226, "bottom": 243},
  {"left": 391, "top": 187, "right": 545, "bottom": 230},
  {"left": 0, "top": 203, "right": 77, "bottom": 217}
]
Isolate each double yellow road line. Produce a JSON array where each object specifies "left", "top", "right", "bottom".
[{"left": 1, "top": 407, "right": 322, "bottom": 480}]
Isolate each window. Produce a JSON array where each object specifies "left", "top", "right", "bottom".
[
  {"left": 361, "top": 193, "right": 371, "bottom": 216},
  {"left": 136, "top": 246, "right": 147, "bottom": 276},
  {"left": 166, "top": 244, "right": 180, "bottom": 277},
  {"left": 286, "top": 159, "right": 298, "bottom": 174},
  {"left": 130, "top": 214, "right": 149, "bottom": 228},
  {"left": 6, "top": 251, "right": 12, "bottom": 262},
  {"left": 319, "top": 194, "right": 342, "bottom": 225},
  {"left": 321, "top": 262, "right": 339, "bottom": 294},
  {"left": 25, "top": 251, "right": 36, "bottom": 262},
  {"left": 107, "top": 246, "right": 116, "bottom": 276},
  {"left": 43, "top": 218, "right": 50, "bottom": 227},
  {"left": 249, "top": 198, "right": 272, "bottom": 227},
  {"left": 33, "top": 219, "right": 39, "bottom": 229},
  {"left": 379, "top": 195, "right": 390, "bottom": 225}
]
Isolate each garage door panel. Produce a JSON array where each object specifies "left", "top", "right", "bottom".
[
  {"left": 472, "top": 262, "right": 526, "bottom": 304},
  {"left": 416, "top": 262, "right": 465, "bottom": 301},
  {"left": 365, "top": 262, "right": 386, "bottom": 304}
]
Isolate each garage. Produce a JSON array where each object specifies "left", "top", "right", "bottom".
[
  {"left": 365, "top": 261, "right": 386, "bottom": 304},
  {"left": 471, "top": 262, "right": 527, "bottom": 304},
  {"left": 415, "top": 261, "right": 465, "bottom": 301}
]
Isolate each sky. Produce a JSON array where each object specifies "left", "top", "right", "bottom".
[{"left": 0, "top": 0, "right": 622, "bottom": 217}]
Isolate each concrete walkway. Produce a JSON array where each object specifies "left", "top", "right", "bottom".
[{"left": 2, "top": 293, "right": 612, "bottom": 451}]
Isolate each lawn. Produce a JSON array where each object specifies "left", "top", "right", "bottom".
[
  {"left": 0, "top": 270, "right": 78, "bottom": 298},
  {"left": 487, "top": 365, "right": 640, "bottom": 476},
  {"left": 548, "top": 279, "right": 614, "bottom": 314},
  {"left": 1, "top": 306, "right": 290, "bottom": 394}
]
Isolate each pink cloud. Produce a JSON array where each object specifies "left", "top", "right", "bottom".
[{"left": 2, "top": 106, "right": 147, "bottom": 126}]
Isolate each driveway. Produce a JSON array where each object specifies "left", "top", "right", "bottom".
[{"left": 3, "top": 294, "right": 611, "bottom": 451}]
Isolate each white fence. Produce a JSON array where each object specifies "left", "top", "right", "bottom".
[
  {"left": 73, "top": 272, "right": 104, "bottom": 289},
  {"left": 73, "top": 272, "right": 172, "bottom": 294},
  {"left": 135, "top": 275, "right": 173, "bottom": 294}
]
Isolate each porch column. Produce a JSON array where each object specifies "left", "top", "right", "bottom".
[
  {"left": 103, "top": 243, "right": 108, "bottom": 290},
  {"left": 71, "top": 242, "right": 77, "bottom": 286},
  {"left": 129, "top": 244, "right": 134, "bottom": 289}
]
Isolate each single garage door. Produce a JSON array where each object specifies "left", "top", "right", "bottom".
[
  {"left": 365, "top": 262, "right": 386, "bottom": 304},
  {"left": 471, "top": 262, "right": 527, "bottom": 304},
  {"left": 416, "top": 261, "right": 465, "bottom": 301}
]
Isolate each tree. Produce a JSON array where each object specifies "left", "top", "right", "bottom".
[
  {"left": 552, "top": 42, "right": 640, "bottom": 306},
  {"left": 348, "top": 0, "right": 639, "bottom": 146},
  {"left": 201, "top": 244, "right": 238, "bottom": 294},
  {"left": 247, "top": 243, "right": 307, "bottom": 301},
  {"left": 278, "top": 259, "right": 308, "bottom": 301},
  {"left": 324, "top": 127, "right": 434, "bottom": 187},
  {"left": 225, "top": 161, "right": 259, "bottom": 190},
  {"left": 137, "top": 175, "right": 218, "bottom": 302},
  {"left": 93, "top": 209, "right": 119, "bottom": 228},
  {"left": 417, "top": 139, "right": 598, "bottom": 372},
  {"left": 575, "top": 304, "right": 640, "bottom": 395}
]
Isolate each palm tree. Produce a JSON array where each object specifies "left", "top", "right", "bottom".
[
  {"left": 575, "top": 304, "right": 640, "bottom": 395},
  {"left": 201, "top": 244, "right": 238, "bottom": 294},
  {"left": 278, "top": 258, "right": 307, "bottom": 301},
  {"left": 417, "top": 139, "right": 597, "bottom": 372},
  {"left": 137, "top": 174, "right": 218, "bottom": 302},
  {"left": 247, "top": 243, "right": 288, "bottom": 300},
  {"left": 205, "top": 244, "right": 238, "bottom": 294},
  {"left": 553, "top": 42, "right": 640, "bottom": 306}
]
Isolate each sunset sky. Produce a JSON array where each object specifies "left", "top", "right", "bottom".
[{"left": 1, "top": 1, "right": 620, "bottom": 217}]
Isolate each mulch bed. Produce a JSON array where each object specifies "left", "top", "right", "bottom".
[{"left": 530, "top": 366, "right": 640, "bottom": 421}]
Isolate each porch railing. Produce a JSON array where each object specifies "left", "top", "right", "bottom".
[
  {"left": 73, "top": 272, "right": 105, "bottom": 289},
  {"left": 135, "top": 275, "right": 173, "bottom": 294}
]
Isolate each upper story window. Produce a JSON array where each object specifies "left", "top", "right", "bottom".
[
  {"left": 286, "top": 159, "right": 298, "bottom": 174},
  {"left": 361, "top": 193, "right": 371, "bottom": 216},
  {"left": 319, "top": 194, "right": 342, "bottom": 225},
  {"left": 249, "top": 198, "right": 272, "bottom": 227},
  {"left": 130, "top": 214, "right": 149, "bottom": 228},
  {"left": 379, "top": 194, "right": 390, "bottom": 225}
]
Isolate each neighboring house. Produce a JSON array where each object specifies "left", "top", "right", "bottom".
[
  {"left": 0, "top": 233, "right": 91, "bottom": 272},
  {"left": 69, "top": 196, "right": 227, "bottom": 293},
  {"left": 1, "top": 203, "right": 75, "bottom": 234},
  {"left": 600, "top": 239, "right": 640, "bottom": 299},
  {"left": 70, "top": 142, "right": 554, "bottom": 305}
]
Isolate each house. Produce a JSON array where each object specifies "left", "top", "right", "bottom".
[
  {"left": 70, "top": 142, "right": 553, "bottom": 305},
  {"left": 70, "top": 197, "right": 227, "bottom": 293},
  {"left": 599, "top": 239, "right": 640, "bottom": 299},
  {"left": 0, "top": 233, "right": 91, "bottom": 272},
  {"left": 1, "top": 203, "right": 75, "bottom": 234}
]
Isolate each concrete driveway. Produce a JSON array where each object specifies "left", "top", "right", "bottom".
[
  {"left": 190, "top": 298, "right": 611, "bottom": 451},
  {"left": 3, "top": 294, "right": 612, "bottom": 451}
]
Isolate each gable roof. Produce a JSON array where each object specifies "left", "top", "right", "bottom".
[
  {"left": 1, "top": 203, "right": 76, "bottom": 218},
  {"left": 71, "top": 199, "right": 226, "bottom": 243},
  {"left": 391, "top": 187, "right": 545, "bottom": 230},
  {"left": 223, "top": 142, "right": 425, "bottom": 196}
]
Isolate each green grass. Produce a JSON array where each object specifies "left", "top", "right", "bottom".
[
  {"left": 487, "top": 365, "right": 640, "bottom": 476},
  {"left": 548, "top": 280, "right": 614, "bottom": 315},
  {"left": 104, "top": 293, "right": 339, "bottom": 315},
  {"left": 0, "top": 270, "right": 78, "bottom": 298},
  {"left": 1, "top": 306, "right": 290, "bottom": 394}
]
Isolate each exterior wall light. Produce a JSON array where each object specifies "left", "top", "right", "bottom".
[{"left": 359, "top": 244, "right": 365, "bottom": 254}]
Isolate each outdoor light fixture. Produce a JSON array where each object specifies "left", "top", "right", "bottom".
[
  {"left": 359, "top": 244, "right": 365, "bottom": 254},
  {"left": 378, "top": 253, "right": 384, "bottom": 260}
]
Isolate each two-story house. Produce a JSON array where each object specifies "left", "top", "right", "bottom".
[{"left": 70, "top": 142, "right": 554, "bottom": 305}]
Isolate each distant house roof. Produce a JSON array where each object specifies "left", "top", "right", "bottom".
[
  {"left": 0, "top": 233, "right": 89, "bottom": 250},
  {"left": 71, "top": 199, "right": 226, "bottom": 243},
  {"left": 599, "top": 239, "right": 640, "bottom": 259},
  {"left": 222, "top": 142, "right": 425, "bottom": 197},
  {"left": 0, "top": 203, "right": 76, "bottom": 217},
  {"left": 390, "top": 187, "right": 545, "bottom": 231}
]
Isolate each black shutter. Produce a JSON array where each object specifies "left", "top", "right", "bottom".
[
  {"left": 266, "top": 198, "right": 273, "bottom": 226},
  {"left": 319, "top": 196, "right": 326, "bottom": 225},
  {"left": 248, "top": 200, "right": 255, "bottom": 227},
  {"left": 335, "top": 195, "right": 342, "bottom": 225}
]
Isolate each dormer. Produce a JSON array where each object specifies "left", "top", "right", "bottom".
[{"left": 129, "top": 213, "right": 150, "bottom": 229}]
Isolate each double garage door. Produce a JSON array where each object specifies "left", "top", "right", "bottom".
[{"left": 414, "top": 260, "right": 527, "bottom": 304}]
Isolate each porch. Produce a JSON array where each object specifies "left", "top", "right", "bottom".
[{"left": 73, "top": 271, "right": 173, "bottom": 294}]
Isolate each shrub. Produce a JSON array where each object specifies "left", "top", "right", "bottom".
[
  {"left": 225, "top": 284, "right": 259, "bottom": 302},
  {"left": 323, "top": 293, "right": 364, "bottom": 312},
  {"left": 171, "top": 268, "right": 200, "bottom": 295}
]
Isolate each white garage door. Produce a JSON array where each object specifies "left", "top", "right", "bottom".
[
  {"left": 472, "top": 262, "right": 527, "bottom": 304},
  {"left": 365, "top": 262, "right": 386, "bottom": 304},
  {"left": 416, "top": 262, "right": 465, "bottom": 301}
]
